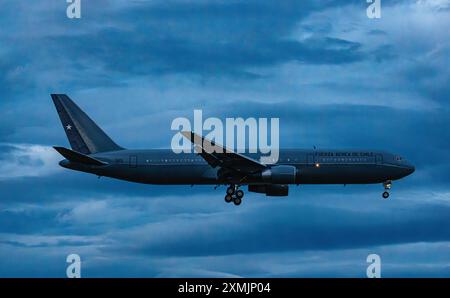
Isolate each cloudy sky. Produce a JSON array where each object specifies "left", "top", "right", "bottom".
[{"left": 0, "top": 0, "right": 449, "bottom": 277}]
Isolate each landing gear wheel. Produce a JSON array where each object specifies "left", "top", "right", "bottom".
[
  {"left": 382, "top": 191, "right": 390, "bottom": 199},
  {"left": 224, "top": 185, "right": 242, "bottom": 205},
  {"left": 225, "top": 194, "right": 233, "bottom": 203},
  {"left": 226, "top": 187, "right": 235, "bottom": 195}
]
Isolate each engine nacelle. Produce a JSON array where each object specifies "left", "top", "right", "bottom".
[
  {"left": 261, "top": 165, "right": 297, "bottom": 184},
  {"left": 248, "top": 184, "right": 289, "bottom": 196}
]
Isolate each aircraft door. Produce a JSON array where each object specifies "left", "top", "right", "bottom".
[
  {"left": 307, "top": 154, "right": 316, "bottom": 165},
  {"left": 129, "top": 155, "right": 137, "bottom": 168},
  {"left": 376, "top": 154, "right": 383, "bottom": 165}
]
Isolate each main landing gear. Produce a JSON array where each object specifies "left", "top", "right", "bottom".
[
  {"left": 224, "top": 184, "right": 244, "bottom": 206},
  {"left": 382, "top": 180, "right": 392, "bottom": 199}
]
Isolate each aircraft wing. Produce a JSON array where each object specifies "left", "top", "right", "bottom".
[{"left": 181, "top": 131, "right": 267, "bottom": 173}]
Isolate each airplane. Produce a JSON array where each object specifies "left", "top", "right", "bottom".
[{"left": 51, "top": 94, "right": 415, "bottom": 206}]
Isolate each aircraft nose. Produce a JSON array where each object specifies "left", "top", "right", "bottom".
[{"left": 405, "top": 163, "right": 415, "bottom": 175}]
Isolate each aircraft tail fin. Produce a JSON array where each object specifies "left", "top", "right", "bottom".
[
  {"left": 51, "top": 94, "right": 123, "bottom": 154},
  {"left": 53, "top": 147, "right": 107, "bottom": 166}
]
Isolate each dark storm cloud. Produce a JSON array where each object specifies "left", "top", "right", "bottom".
[
  {"left": 0, "top": 208, "right": 60, "bottom": 235},
  {"left": 401, "top": 60, "right": 450, "bottom": 105},
  {"left": 47, "top": 31, "right": 363, "bottom": 77},
  {"left": 39, "top": 0, "right": 367, "bottom": 78},
  {"left": 2, "top": 181, "right": 450, "bottom": 255},
  {"left": 0, "top": 0, "right": 368, "bottom": 144},
  {"left": 0, "top": 50, "right": 34, "bottom": 100},
  {"left": 102, "top": 197, "right": 450, "bottom": 257}
]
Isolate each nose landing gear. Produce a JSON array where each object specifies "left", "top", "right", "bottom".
[
  {"left": 382, "top": 181, "right": 391, "bottom": 199},
  {"left": 224, "top": 184, "right": 244, "bottom": 205}
]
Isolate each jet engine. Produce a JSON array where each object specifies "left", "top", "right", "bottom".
[
  {"left": 261, "top": 165, "right": 297, "bottom": 184},
  {"left": 248, "top": 184, "right": 289, "bottom": 196}
]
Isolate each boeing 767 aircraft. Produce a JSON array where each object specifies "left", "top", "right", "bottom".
[{"left": 51, "top": 94, "right": 415, "bottom": 206}]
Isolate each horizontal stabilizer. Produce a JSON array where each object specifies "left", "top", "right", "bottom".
[{"left": 53, "top": 146, "right": 107, "bottom": 166}]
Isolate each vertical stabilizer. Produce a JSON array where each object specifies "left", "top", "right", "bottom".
[{"left": 51, "top": 94, "right": 123, "bottom": 154}]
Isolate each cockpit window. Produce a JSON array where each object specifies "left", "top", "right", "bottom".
[{"left": 395, "top": 156, "right": 402, "bottom": 161}]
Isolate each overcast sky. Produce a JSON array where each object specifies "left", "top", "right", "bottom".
[{"left": 0, "top": 0, "right": 449, "bottom": 277}]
